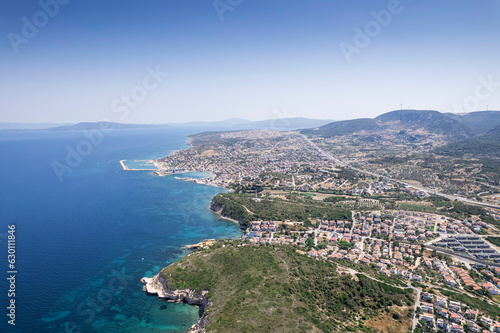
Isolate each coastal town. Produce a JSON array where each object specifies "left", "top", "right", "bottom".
[
  {"left": 155, "top": 130, "right": 331, "bottom": 187},
  {"left": 135, "top": 128, "right": 500, "bottom": 332},
  {"left": 148, "top": 129, "right": 500, "bottom": 210}
]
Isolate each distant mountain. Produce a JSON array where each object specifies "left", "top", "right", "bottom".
[
  {"left": 167, "top": 118, "right": 251, "bottom": 128},
  {"left": 0, "top": 122, "right": 72, "bottom": 130},
  {"left": 168, "top": 117, "right": 332, "bottom": 130},
  {"left": 47, "top": 122, "right": 160, "bottom": 131},
  {"left": 236, "top": 117, "right": 333, "bottom": 130},
  {"left": 301, "top": 118, "right": 379, "bottom": 137},
  {"left": 302, "top": 110, "right": 474, "bottom": 139},
  {"left": 434, "top": 125, "right": 500, "bottom": 158},
  {"left": 42, "top": 117, "right": 332, "bottom": 132},
  {"left": 444, "top": 111, "right": 500, "bottom": 134}
]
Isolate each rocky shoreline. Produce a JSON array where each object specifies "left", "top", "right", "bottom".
[
  {"left": 139, "top": 196, "right": 242, "bottom": 332},
  {"left": 141, "top": 273, "right": 211, "bottom": 333},
  {"left": 209, "top": 197, "right": 246, "bottom": 229}
]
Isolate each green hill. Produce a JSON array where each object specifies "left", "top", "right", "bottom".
[
  {"left": 375, "top": 110, "right": 474, "bottom": 139},
  {"left": 434, "top": 125, "right": 500, "bottom": 158},
  {"left": 300, "top": 118, "right": 380, "bottom": 137},
  {"left": 444, "top": 111, "right": 500, "bottom": 134},
  {"left": 210, "top": 193, "right": 352, "bottom": 228},
  {"left": 301, "top": 110, "right": 475, "bottom": 139},
  {"left": 160, "top": 245, "right": 415, "bottom": 333}
]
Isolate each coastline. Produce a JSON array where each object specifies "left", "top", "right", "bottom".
[
  {"left": 167, "top": 170, "right": 229, "bottom": 191},
  {"left": 119, "top": 159, "right": 159, "bottom": 171},
  {"left": 208, "top": 202, "right": 241, "bottom": 223},
  {"left": 208, "top": 203, "right": 241, "bottom": 225},
  {"left": 140, "top": 195, "right": 242, "bottom": 333},
  {"left": 138, "top": 142, "right": 242, "bottom": 332},
  {"left": 141, "top": 274, "right": 210, "bottom": 333}
]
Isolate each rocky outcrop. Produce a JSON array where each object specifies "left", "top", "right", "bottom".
[
  {"left": 141, "top": 273, "right": 210, "bottom": 333},
  {"left": 209, "top": 197, "right": 246, "bottom": 229},
  {"left": 209, "top": 197, "right": 224, "bottom": 214}
]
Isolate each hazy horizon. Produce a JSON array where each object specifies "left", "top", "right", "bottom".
[
  {"left": 2, "top": 109, "right": 500, "bottom": 128},
  {"left": 4, "top": 108, "right": 500, "bottom": 128},
  {"left": 1, "top": 0, "right": 500, "bottom": 124}
]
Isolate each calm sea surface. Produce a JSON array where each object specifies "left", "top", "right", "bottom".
[{"left": 0, "top": 128, "right": 242, "bottom": 333}]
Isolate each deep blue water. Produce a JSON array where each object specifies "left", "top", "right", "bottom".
[{"left": 0, "top": 128, "right": 242, "bottom": 333}]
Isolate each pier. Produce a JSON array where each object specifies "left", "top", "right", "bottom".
[{"left": 119, "top": 160, "right": 159, "bottom": 171}]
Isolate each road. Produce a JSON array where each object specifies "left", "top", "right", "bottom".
[
  {"left": 300, "top": 134, "right": 500, "bottom": 210},
  {"left": 411, "top": 287, "right": 422, "bottom": 331},
  {"left": 313, "top": 223, "right": 320, "bottom": 247}
]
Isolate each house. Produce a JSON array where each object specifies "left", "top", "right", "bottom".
[
  {"left": 422, "top": 292, "right": 434, "bottom": 301},
  {"left": 435, "top": 297, "right": 447, "bottom": 308},
  {"left": 466, "top": 320, "right": 481, "bottom": 333},
  {"left": 436, "top": 318, "right": 448, "bottom": 330},
  {"left": 449, "top": 312, "right": 462, "bottom": 324},
  {"left": 465, "top": 309, "right": 478, "bottom": 321},
  {"left": 449, "top": 300, "right": 460, "bottom": 312},
  {"left": 480, "top": 316, "right": 493, "bottom": 328},
  {"left": 421, "top": 302, "right": 433, "bottom": 313},
  {"left": 481, "top": 282, "right": 499, "bottom": 295},
  {"left": 450, "top": 322, "right": 463, "bottom": 332},
  {"left": 421, "top": 312, "right": 434, "bottom": 323},
  {"left": 445, "top": 276, "right": 457, "bottom": 287},
  {"left": 437, "top": 307, "right": 448, "bottom": 318}
]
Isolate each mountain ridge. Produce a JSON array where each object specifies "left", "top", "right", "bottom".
[
  {"left": 4, "top": 117, "right": 335, "bottom": 132},
  {"left": 301, "top": 109, "right": 500, "bottom": 140}
]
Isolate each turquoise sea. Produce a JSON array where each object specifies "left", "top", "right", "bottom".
[{"left": 0, "top": 128, "right": 242, "bottom": 333}]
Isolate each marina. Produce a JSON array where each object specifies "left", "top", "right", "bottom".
[{"left": 119, "top": 159, "right": 159, "bottom": 171}]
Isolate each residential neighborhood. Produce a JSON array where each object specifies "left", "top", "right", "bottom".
[{"left": 239, "top": 207, "right": 500, "bottom": 332}]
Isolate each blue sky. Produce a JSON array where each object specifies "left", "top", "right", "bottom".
[{"left": 1, "top": 0, "right": 499, "bottom": 123}]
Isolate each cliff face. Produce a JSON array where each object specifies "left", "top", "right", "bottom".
[
  {"left": 209, "top": 197, "right": 246, "bottom": 228},
  {"left": 141, "top": 274, "right": 210, "bottom": 333},
  {"left": 209, "top": 197, "right": 224, "bottom": 215}
]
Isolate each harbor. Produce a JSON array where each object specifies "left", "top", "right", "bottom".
[{"left": 119, "top": 159, "right": 159, "bottom": 171}]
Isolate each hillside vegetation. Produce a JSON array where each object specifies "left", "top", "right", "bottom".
[
  {"left": 300, "top": 110, "right": 486, "bottom": 139},
  {"left": 211, "top": 192, "right": 352, "bottom": 228},
  {"left": 434, "top": 125, "right": 500, "bottom": 158},
  {"left": 444, "top": 111, "right": 500, "bottom": 134},
  {"left": 160, "top": 245, "right": 414, "bottom": 333},
  {"left": 301, "top": 118, "right": 380, "bottom": 137}
]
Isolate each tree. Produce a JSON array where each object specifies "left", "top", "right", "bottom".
[{"left": 306, "top": 238, "right": 314, "bottom": 248}]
